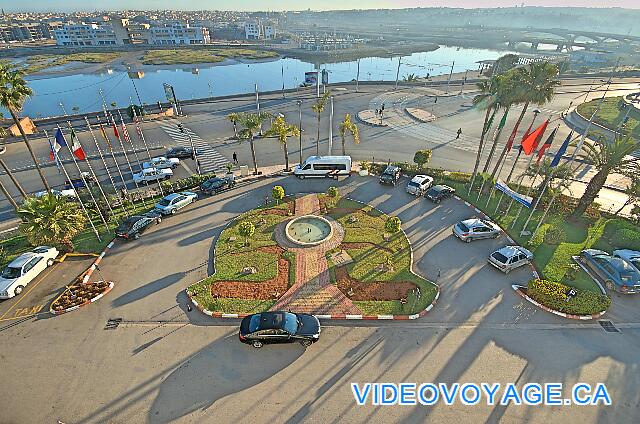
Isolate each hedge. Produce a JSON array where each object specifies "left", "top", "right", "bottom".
[
  {"left": 544, "top": 225, "right": 566, "bottom": 245},
  {"left": 613, "top": 228, "right": 640, "bottom": 250},
  {"left": 527, "top": 279, "right": 610, "bottom": 315}
]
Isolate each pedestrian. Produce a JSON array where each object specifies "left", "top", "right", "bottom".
[
  {"left": 233, "top": 152, "right": 238, "bottom": 164},
  {"left": 456, "top": 128, "right": 462, "bottom": 139}
]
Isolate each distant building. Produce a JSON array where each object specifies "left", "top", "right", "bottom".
[
  {"left": 244, "top": 20, "right": 276, "bottom": 40},
  {"left": 149, "top": 22, "right": 210, "bottom": 45},
  {"left": 0, "top": 22, "right": 53, "bottom": 43},
  {"left": 53, "top": 23, "right": 118, "bottom": 46}
]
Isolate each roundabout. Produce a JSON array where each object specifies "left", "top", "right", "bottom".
[{"left": 285, "top": 215, "right": 334, "bottom": 246}]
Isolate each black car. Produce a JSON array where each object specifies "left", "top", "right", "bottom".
[
  {"left": 379, "top": 165, "right": 401, "bottom": 185},
  {"left": 200, "top": 177, "right": 235, "bottom": 195},
  {"left": 115, "top": 211, "right": 162, "bottom": 240},
  {"left": 239, "top": 311, "right": 321, "bottom": 348},
  {"left": 425, "top": 185, "right": 455, "bottom": 203},
  {"left": 165, "top": 146, "right": 201, "bottom": 159}
]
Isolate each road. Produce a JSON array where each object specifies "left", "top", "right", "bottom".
[{"left": 0, "top": 77, "right": 638, "bottom": 223}]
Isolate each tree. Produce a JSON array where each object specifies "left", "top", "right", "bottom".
[
  {"left": 490, "top": 54, "right": 519, "bottom": 76},
  {"left": 227, "top": 112, "right": 240, "bottom": 138},
  {"left": 488, "top": 62, "right": 560, "bottom": 183},
  {"left": 327, "top": 186, "right": 339, "bottom": 198},
  {"left": 572, "top": 136, "right": 640, "bottom": 218},
  {"left": 311, "top": 90, "right": 331, "bottom": 155},
  {"left": 126, "top": 104, "right": 144, "bottom": 120},
  {"left": 339, "top": 114, "right": 359, "bottom": 156},
  {"left": 385, "top": 216, "right": 402, "bottom": 234},
  {"left": 265, "top": 115, "right": 299, "bottom": 171},
  {"left": 614, "top": 174, "right": 640, "bottom": 216},
  {"left": 0, "top": 63, "right": 50, "bottom": 191},
  {"left": 403, "top": 73, "right": 419, "bottom": 82},
  {"left": 470, "top": 77, "right": 500, "bottom": 190},
  {"left": 272, "top": 185, "right": 285, "bottom": 204},
  {"left": 413, "top": 149, "right": 433, "bottom": 168},
  {"left": 0, "top": 121, "right": 26, "bottom": 206},
  {"left": 238, "top": 221, "right": 255, "bottom": 246},
  {"left": 236, "top": 111, "right": 271, "bottom": 175},
  {"left": 18, "top": 193, "right": 85, "bottom": 251},
  {"left": 523, "top": 158, "right": 575, "bottom": 197}
]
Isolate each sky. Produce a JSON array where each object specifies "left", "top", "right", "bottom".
[{"left": 5, "top": 1, "right": 640, "bottom": 12}]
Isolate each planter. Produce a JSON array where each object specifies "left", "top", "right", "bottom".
[{"left": 50, "top": 281, "right": 114, "bottom": 315}]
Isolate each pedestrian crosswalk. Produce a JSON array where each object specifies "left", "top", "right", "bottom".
[{"left": 158, "top": 121, "right": 230, "bottom": 174}]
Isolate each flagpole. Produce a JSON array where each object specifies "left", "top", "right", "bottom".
[
  {"left": 98, "top": 119, "right": 132, "bottom": 212},
  {"left": 108, "top": 111, "right": 146, "bottom": 208},
  {"left": 66, "top": 121, "right": 115, "bottom": 219},
  {"left": 85, "top": 117, "right": 127, "bottom": 215},
  {"left": 56, "top": 125, "right": 109, "bottom": 231},
  {"left": 476, "top": 115, "right": 505, "bottom": 203},
  {"left": 131, "top": 108, "right": 164, "bottom": 197},
  {"left": 44, "top": 129, "right": 102, "bottom": 242},
  {"left": 117, "top": 109, "right": 153, "bottom": 202}
]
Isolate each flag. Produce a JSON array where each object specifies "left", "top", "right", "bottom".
[
  {"left": 69, "top": 128, "right": 86, "bottom": 160},
  {"left": 497, "top": 109, "right": 508, "bottom": 130},
  {"left": 112, "top": 122, "right": 120, "bottom": 140},
  {"left": 99, "top": 123, "right": 112, "bottom": 150},
  {"left": 121, "top": 122, "right": 131, "bottom": 144},
  {"left": 536, "top": 127, "right": 558, "bottom": 164},
  {"left": 55, "top": 128, "right": 68, "bottom": 148},
  {"left": 550, "top": 131, "right": 573, "bottom": 167},
  {"left": 521, "top": 119, "right": 549, "bottom": 155},
  {"left": 50, "top": 131, "right": 63, "bottom": 161},
  {"left": 507, "top": 116, "right": 534, "bottom": 153}
]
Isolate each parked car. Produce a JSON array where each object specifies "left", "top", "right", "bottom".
[
  {"left": 379, "top": 165, "right": 402, "bottom": 185},
  {"left": 166, "top": 146, "right": 201, "bottom": 159},
  {"left": 406, "top": 175, "right": 434, "bottom": 195},
  {"left": 613, "top": 249, "right": 640, "bottom": 273},
  {"left": 200, "top": 176, "right": 235, "bottom": 195},
  {"left": 154, "top": 191, "right": 197, "bottom": 215},
  {"left": 425, "top": 185, "right": 456, "bottom": 203},
  {"left": 115, "top": 211, "right": 163, "bottom": 240},
  {"left": 239, "top": 311, "right": 321, "bottom": 348},
  {"left": 453, "top": 218, "right": 501, "bottom": 242},
  {"left": 488, "top": 245, "right": 533, "bottom": 274},
  {"left": 142, "top": 156, "right": 180, "bottom": 170},
  {"left": 0, "top": 246, "right": 59, "bottom": 299},
  {"left": 133, "top": 167, "right": 173, "bottom": 184},
  {"left": 64, "top": 171, "right": 95, "bottom": 189},
  {"left": 580, "top": 249, "right": 640, "bottom": 293}
]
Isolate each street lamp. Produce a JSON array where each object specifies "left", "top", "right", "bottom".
[
  {"left": 297, "top": 100, "right": 303, "bottom": 165},
  {"left": 178, "top": 122, "right": 199, "bottom": 175}
]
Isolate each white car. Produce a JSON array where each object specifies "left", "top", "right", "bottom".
[
  {"left": 33, "top": 189, "right": 76, "bottom": 199},
  {"left": 154, "top": 191, "right": 198, "bottom": 215},
  {"left": 488, "top": 245, "right": 533, "bottom": 274},
  {"left": 133, "top": 167, "right": 173, "bottom": 184},
  {"left": 0, "top": 246, "right": 59, "bottom": 299},
  {"left": 613, "top": 249, "right": 640, "bottom": 272},
  {"left": 406, "top": 175, "right": 434, "bottom": 196},
  {"left": 143, "top": 156, "right": 179, "bottom": 170}
]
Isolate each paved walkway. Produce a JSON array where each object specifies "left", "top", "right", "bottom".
[{"left": 271, "top": 194, "right": 361, "bottom": 315}]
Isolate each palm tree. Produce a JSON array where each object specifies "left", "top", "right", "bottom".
[
  {"left": 236, "top": 111, "right": 271, "bottom": 175},
  {"left": 265, "top": 115, "right": 299, "bottom": 171},
  {"left": 18, "top": 193, "right": 85, "bottom": 251},
  {"left": 488, "top": 62, "right": 560, "bottom": 182},
  {"left": 614, "top": 174, "right": 640, "bottom": 216},
  {"left": 339, "top": 114, "right": 360, "bottom": 156},
  {"left": 0, "top": 63, "right": 50, "bottom": 191},
  {"left": 469, "top": 77, "right": 500, "bottom": 190},
  {"left": 572, "top": 136, "right": 640, "bottom": 218},
  {"left": 227, "top": 112, "right": 240, "bottom": 138},
  {"left": 0, "top": 122, "right": 27, "bottom": 202},
  {"left": 311, "top": 90, "right": 331, "bottom": 155},
  {"left": 523, "top": 158, "right": 576, "bottom": 198}
]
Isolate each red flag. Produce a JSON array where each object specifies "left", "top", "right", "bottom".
[
  {"left": 70, "top": 129, "right": 86, "bottom": 161},
  {"left": 112, "top": 122, "right": 120, "bottom": 140},
  {"left": 536, "top": 127, "right": 558, "bottom": 164},
  {"left": 521, "top": 120, "right": 549, "bottom": 155},
  {"left": 121, "top": 123, "right": 130, "bottom": 143}
]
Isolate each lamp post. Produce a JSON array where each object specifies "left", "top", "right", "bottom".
[{"left": 297, "top": 100, "right": 303, "bottom": 165}]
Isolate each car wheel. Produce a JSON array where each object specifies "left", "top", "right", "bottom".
[
  {"left": 171, "top": 208, "right": 177, "bottom": 215},
  {"left": 505, "top": 267, "right": 511, "bottom": 274},
  {"left": 134, "top": 233, "right": 141, "bottom": 240},
  {"left": 605, "top": 280, "right": 615, "bottom": 291},
  {"left": 300, "top": 339, "right": 313, "bottom": 347},
  {"left": 14, "top": 285, "right": 25, "bottom": 296},
  {"left": 252, "top": 340, "right": 263, "bottom": 348},
  {"left": 157, "top": 217, "right": 162, "bottom": 224},
  {"left": 492, "top": 232, "right": 500, "bottom": 239},
  {"left": 172, "top": 164, "right": 178, "bottom": 169},
  {"left": 46, "top": 258, "right": 54, "bottom": 267},
  {"left": 299, "top": 175, "right": 305, "bottom": 180},
  {"left": 436, "top": 199, "right": 441, "bottom": 204},
  {"left": 465, "top": 237, "right": 472, "bottom": 243}
]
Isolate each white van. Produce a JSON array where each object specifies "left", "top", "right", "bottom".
[{"left": 294, "top": 156, "right": 352, "bottom": 179}]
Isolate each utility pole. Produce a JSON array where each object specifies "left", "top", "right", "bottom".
[
  {"left": 316, "top": 68, "right": 320, "bottom": 98},
  {"left": 281, "top": 59, "right": 286, "bottom": 99},
  {"left": 355, "top": 58, "right": 360, "bottom": 93},
  {"left": 297, "top": 100, "right": 303, "bottom": 165},
  {"left": 459, "top": 69, "right": 468, "bottom": 95},
  {"left": 446, "top": 61, "right": 455, "bottom": 94},
  {"left": 394, "top": 56, "right": 401, "bottom": 91},
  {"left": 328, "top": 96, "right": 334, "bottom": 155}
]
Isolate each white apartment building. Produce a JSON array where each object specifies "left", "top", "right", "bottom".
[
  {"left": 149, "top": 22, "right": 210, "bottom": 45},
  {"left": 54, "top": 23, "right": 118, "bottom": 46},
  {"left": 244, "top": 21, "right": 276, "bottom": 40},
  {"left": 263, "top": 24, "right": 275, "bottom": 39}
]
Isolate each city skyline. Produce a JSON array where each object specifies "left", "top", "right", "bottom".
[{"left": 5, "top": 0, "right": 640, "bottom": 13}]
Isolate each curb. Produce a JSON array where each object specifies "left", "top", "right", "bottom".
[
  {"left": 49, "top": 239, "right": 116, "bottom": 316},
  {"left": 511, "top": 284, "right": 606, "bottom": 321},
  {"left": 185, "top": 194, "right": 441, "bottom": 320},
  {"left": 50, "top": 281, "right": 115, "bottom": 316}
]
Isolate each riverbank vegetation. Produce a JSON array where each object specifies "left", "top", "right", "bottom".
[
  {"left": 576, "top": 96, "right": 640, "bottom": 140},
  {"left": 140, "top": 48, "right": 279, "bottom": 65},
  {"left": 23, "top": 52, "right": 123, "bottom": 74}
]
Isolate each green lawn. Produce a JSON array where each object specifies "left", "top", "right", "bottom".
[
  {"left": 141, "top": 48, "right": 279, "bottom": 65},
  {"left": 576, "top": 96, "right": 640, "bottom": 140},
  {"left": 24, "top": 52, "right": 122, "bottom": 74}
]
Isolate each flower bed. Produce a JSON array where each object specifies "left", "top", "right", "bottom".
[
  {"left": 527, "top": 279, "right": 610, "bottom": 316},
  {"left": 51, "top": 281, "right": 113, "bottom": 313}
]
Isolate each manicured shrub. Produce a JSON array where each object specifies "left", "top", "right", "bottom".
[
  {"left": 327, "top": 186, "right": 339, "bottom": 198},
  {"left": 385, "top": 216, "right": 402, "bottom": 234},
  {"left": 527, "top": 279, "right": 610, "bottom": 315},
  {"left": 413, "top": 150, "right": 433, "bottom": 168},
  {"left": 613, "top": 228, "right": 640, "bottom": 250},
  {"left": 544, "top": 225, "right": 566, "bottom": 245},
  {"left": 272, "top": 185, "right": 285, "bottom": 204},
  {"left": 446, "top": 171, "right": 471, "bottom": 183},
  {"left": 238, "top": 221, "right": 255, "bottom": 246},
  {"left": 527, "top": 223, "right": 550, "bottom": 249}
]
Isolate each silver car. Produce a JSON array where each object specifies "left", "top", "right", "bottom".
[
  {"left": 154, "top": 191, "right": 197, "bottom": 215},
  {"left": 488, "top": 245, "right": 533, "bottom": 274},
  {"left": 0, "top": 246, "right": 59, "bottom": 299},
  {"left": 406, "top": 175, "right": 434, "bottom": 196},
  {"left": 453, "top": 218, "right": 501, "bottom": 242}
]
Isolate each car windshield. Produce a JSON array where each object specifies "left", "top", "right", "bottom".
[
  {"left": 630, "top": 259, "right": 640, "bottom": 270},
  {"left": 457, "top": 222, "right": 470, "bottom": 232},
  {"left": 158, "top": 199, "right": 171, "bottom": 206},
  {"left": 248, "top": 312, "right": 299, "bottom": 333},
  {"left": 492, "top": 252, "right": 509, "bottom": 263},
  {"left": 620, "top": 271, "right": 640, "bottom": 284},
  {"left": 119, "top": 217, "right": 139, "bottom": 230},
  {"left": 1, "top": 266, "right": 21, "bottom": 279}
]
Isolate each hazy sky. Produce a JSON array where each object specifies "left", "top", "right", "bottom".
[{"left": 6, "top": 1, "right": 639, "bottom": 12}]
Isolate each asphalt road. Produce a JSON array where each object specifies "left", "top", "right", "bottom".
[{"left": 1, "top": 175, "right": 639, "bottom": 423}]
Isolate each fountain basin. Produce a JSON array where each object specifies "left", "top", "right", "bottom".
[{"left": 285, "top": 215, "right": 333, "bottom": 246}]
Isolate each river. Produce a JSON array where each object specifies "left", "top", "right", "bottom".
[{"left": 22, "top": 46, "right": 514, "bottom": 118}]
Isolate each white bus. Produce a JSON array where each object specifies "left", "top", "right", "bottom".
[{"left": 294, "top": 156, "right": 352, "bottom": 179}]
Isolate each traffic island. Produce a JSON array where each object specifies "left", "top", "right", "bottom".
[
  {"left": 50, "top": 281, "right": 114, "bottom": 315},
  {"left": 405, "top": 107, "right": 437, "bottom": 123},
  {"left": 356, "top": 109, "right": 388, "bottom": 127},
  {"left": 187, "top": 192, "right": 439, "bottom": 319}
]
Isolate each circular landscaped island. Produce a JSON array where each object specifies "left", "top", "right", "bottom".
[{"left": 285, "top": 215, "right": 334, "bottom": 246}]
